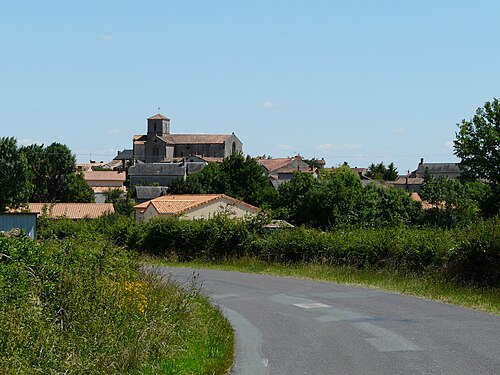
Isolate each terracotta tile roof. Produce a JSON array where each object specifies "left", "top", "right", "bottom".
[
  {"left": 84, "top": 171, "right": 126, "bottom": 182},
  {"left": 258, "top": 158, "right": 296, "bottom": 172},
  {"left": 409, "top": 193, "right": 438, "bottom": 210},
  {"left": 19, "top": 203, "right": 114, "bottom": 219},
  {"left": 135, "top": 194, "right": 260, "bottom": 215},
  {"left": 147, "top": 113, "right": 170, "bottom": 120}
]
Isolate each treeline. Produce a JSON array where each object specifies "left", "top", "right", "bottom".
[
  {"left": 0, "top": 137, "right": 94, "bottom": 211},
  {"left": 170, "top": 156, "right": 498, "bottom": 229}
]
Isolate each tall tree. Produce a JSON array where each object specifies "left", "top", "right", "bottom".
[
  {"left": 366, "top": 162, "right": 399, "bottom": 181},
  {"left": 0, "top": 137, "right": 32, "bottom": 211},
  {"left": 169, "top": 153, "right": 276, "bottom": 207},
  {"left": 454, "top": 98, "right": 500, "bottom": 185},
  {"left": 20, "top": 142, "right": 94, "bottom": 203}
]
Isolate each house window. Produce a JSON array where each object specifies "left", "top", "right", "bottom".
[{"left": 154, "top": 123, "right": 157, "bottom": 132}]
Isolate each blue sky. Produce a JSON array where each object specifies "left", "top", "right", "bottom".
[{"left": 1, "top": 0, "right": 499, "bottom": 173}]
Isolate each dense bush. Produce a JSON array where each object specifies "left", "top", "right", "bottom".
[
  {"left": 121, "top": 215, "right": 499, "bottom": 287},
  {"left": 0, "top": 230, "right": 233, "bottom": 373}
]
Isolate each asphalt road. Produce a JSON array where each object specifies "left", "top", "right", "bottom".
[{"left": 151, "top": 266, "right": 500, "bottom": 375}]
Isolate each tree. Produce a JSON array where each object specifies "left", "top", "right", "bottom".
[
  {"left": 169, "top": 154, "right": 276, "bottom": 207},
  {"left": 366, "top": 162, "right": 399, "bottom": 181},
  {"left": 0, "top": 137, "right": 32, "bottom": 211},
  {"left": 359, "top": 184, "right": 423, "bottom": 227},
  {"left": 275, "top": 167, "right": 363, "bottom": 229},
  {"left": 454, "top": 98, "right": 500, "bottom": 185},
  {"left": 20, "top": 142, "right": 94, "bottom": 203},
  {"left": 420, "top": 176, "right": 486, "bottom": 227}
]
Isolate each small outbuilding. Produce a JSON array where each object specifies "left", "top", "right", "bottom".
[
  {"left": 134, "top": 194, "right": 260, "bottom": 223},
  {"left": 0, "top": 212, "right": 37, "bottom": 240}
]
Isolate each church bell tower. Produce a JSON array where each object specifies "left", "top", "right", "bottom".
[{"left": 147, "top": 113, "right": 170, "bottom": 136}]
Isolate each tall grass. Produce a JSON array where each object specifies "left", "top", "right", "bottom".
[{"left": 0, "top": 231, "right": 234, "bottom": 374}]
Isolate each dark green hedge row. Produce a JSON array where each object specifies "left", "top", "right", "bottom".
[
  {"left": 38, "top": 215, "right": 500, "bottom": 287},
  {"left": 135, "top": 217, "right": 499, "bottom": 286}
]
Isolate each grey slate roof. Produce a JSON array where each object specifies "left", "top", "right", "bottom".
[
  {"left": 135, "top": 186, "right": 169, "bottom": 201},
  {"left": 113, "top": 149, "right": 133, "bottom": 161},
  {"left": 128, "top": 163, "right": 186, "bottom": 176}
]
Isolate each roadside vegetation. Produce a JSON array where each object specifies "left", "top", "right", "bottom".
[
  {"left": 38, "top": 213, "right": 499, "bottom": 315},
  {"left": 0, "top": 225, "right": 234, "bottom": 374}
]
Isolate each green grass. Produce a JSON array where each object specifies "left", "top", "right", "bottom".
[
  {"left": 1, "top": 234, "right": 234, "bottom": 374},
  {"left": 145, "top": 256, "right": 500, "bottom": 316}
]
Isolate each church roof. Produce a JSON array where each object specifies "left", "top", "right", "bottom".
[
  {"left": 147, "top": 113, "right": 170, "bottom": 120},
  {"left": 168, "top": 134, "right": 232, "bottom": 144}
]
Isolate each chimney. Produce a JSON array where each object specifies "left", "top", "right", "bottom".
[{"left": 419, "top": 158, "right": 424, "bottom": 166}]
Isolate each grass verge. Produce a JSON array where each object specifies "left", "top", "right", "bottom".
[
  {"left": 1, "top": 234, "right": 234, "bottom": 374},
  {"left": 145, "top": 256, "right": 500, "bottom": 316}
]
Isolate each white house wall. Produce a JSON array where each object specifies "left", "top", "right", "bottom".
[{"left": 181, "top": 197, "right": 258, "bottom": 220}]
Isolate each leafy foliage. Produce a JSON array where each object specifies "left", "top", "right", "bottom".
[
  {"left": 420, "top": 176, "right": 495, "bottom": 226},
  {"left": 21, "top": 142, "right": 94, "bottom": 203},
  {"left": 0, "top": 137, "right": 32, "bottom": 211},
  {"left": 170, "top": 153, "right": 277, "bottom": 207},
  {"left": 275, "top": 167, "right": 419, "bottom": 229},
  {"left": 366, "top": 161, "right": 399, "bottom": 181},
  {"left": 1, "top": 228, "right": 233, "bottom": 374},
  {"left": 454, "top": 98, "right": 500, "bottom": 184}
]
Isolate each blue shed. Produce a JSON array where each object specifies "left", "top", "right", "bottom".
[{"left": 0, "top": 213, "right": 37, "bottom": 240}]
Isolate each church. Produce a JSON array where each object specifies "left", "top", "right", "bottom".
[{"left": 133, "top": 113, "right": 243, "bottom": 163}]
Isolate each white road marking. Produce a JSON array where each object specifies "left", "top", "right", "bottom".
[
  {"left": 293, "top": 302, "right": 331, "bottom": 309},
  {"left": 352, "top": 322, "right": 421, "bottom": 352}
]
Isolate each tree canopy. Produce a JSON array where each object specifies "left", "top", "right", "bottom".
[
  {"left": 0, "top": 137, "right": 32, "bottom": 212},
  {"left": 366, "top": 162, "right": 399, "bottom": 181},
  {"left": 0, "top": 138, "right": 94, "bottom": 211},
  {"left": 169, "top": 153, "right": 277, "bottom": 207},
  {"left": 454, "top": 98, "right": 500, "bottom": 185},
  {"left": 274, "top": 166, "right": 420, "bottom": 229}
]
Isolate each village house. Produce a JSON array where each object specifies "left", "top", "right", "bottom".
[
  {"left": 83, "top": 170, "right": 126, "bottom": 203},
  {"left": 257, "top": 156, "right": 316, "bottom": 189},
  {"left": 134, "top": 194, "right": 260, "bottom": 223},
  {"left": 133, "top": 113, "right": 243, "bottom": 163}
]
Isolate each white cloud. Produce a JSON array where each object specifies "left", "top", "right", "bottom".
[
  {"left": 99, "top": 34, "right": 113, "bottom": 42},
  {"left": 315, "top": 143, "right": 362, "bottom": 152},
  {"left": 445, "top": 140, "right": 454, "bottom": 148},
  {"left": 393, "top": 127, "right": 407, "bottom": 134},
  {"left": 263, "top": 100, "right": 278, "bottom": 109},
  {"left": 278, "top": 144, "right": 294, "bottom": 151}
]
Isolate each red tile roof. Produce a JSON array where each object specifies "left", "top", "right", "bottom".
[
  {"left": 257, "top": 158, "right": 295, "bottom": 172},
  {"left": 147, "top": 113, "right": 170, "bottom": 120},
  {"left": 19, "top": 203, "right": 115, "bottom": 219},
  {"left": 84, "top": 171, "right": 126, "bottom": 182},
  {"left": 135, "top": 194, "right": 260, "bottom": 215}
]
